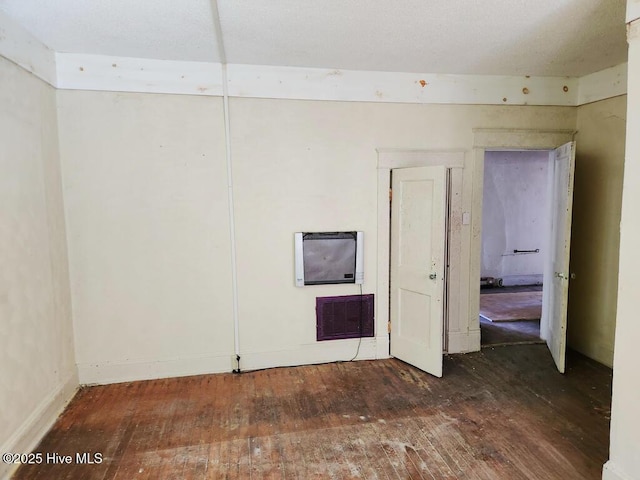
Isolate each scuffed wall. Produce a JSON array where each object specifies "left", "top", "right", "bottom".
[
  {"left": 569, "top": 95, "right": 626, "bottom": 368},
  {"left": 57, "top": 91, "right": 236, "bottom": 384},
  {"left": 57, "top": 92, "right": 577, "bottom": 379},
  {"left": 228, "top": 98, "right": 576, "bottom": 369},
  {"left": 0, "top": 56, "right": 77, "bottom": 478}
]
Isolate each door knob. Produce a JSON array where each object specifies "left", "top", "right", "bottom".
[{"left": 429, "top": 273, "right": 437, "bottom": 280}]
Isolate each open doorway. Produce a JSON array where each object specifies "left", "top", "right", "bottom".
[
  {"left": 378, "top": 135, "right": 575, "bottom": 376},
  {"left": 471, "top": 133, "right": 576, "bottom": 373},
  {"left": 479, "top": 150, "right": 552, "bottom": 347}
]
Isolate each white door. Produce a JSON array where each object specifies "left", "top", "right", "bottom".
[
  {"left": 543, "top": 141, "right": 576, "bottom": 373},
  {"left": 390, "top": 166, "right": 446, "bottom": 377}
]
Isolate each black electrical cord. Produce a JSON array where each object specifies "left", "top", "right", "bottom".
[
  {"left": 348, "top": 283, "right": 364, "bottom": 361},
  {"left": 232, "top": 354, "right": 241, "bottom": 374}
]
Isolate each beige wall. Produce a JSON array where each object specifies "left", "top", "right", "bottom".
[
  {"left": 0, "top": 57, "right": 77, "bottom": 478},
  {"left": 229, "top": 98, "right": 576, "bottom": 369},
  {"left": 568, "top": 96, "right": 626, "bottom": 368},
  {"left": 57, "top": 91, "right": 236, "bottom": 384},
  {"left": 56, "top": 92, "right": 577, "bottom": 378}
]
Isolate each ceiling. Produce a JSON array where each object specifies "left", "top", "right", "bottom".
[{"left": 0, "top": 0, "right": 628, "bottom": 77}]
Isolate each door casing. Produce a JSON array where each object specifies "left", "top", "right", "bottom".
[
  {"left": 377, "top": 129, "right": 575, "bottom": 358},
  {"left": 470, "top": 130, "right": 576, "bottom": 353}
]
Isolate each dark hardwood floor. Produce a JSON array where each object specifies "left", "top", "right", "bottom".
[
  {"left": 480, "top": 318, "right": 543, "bottom": 346},
  {"left": 12, "top": 346, "right": 612, "bottom": 480},
  {"left": 480, "top": 285, "right": 543, "bottom": 294},
  {"left": 479, "top": 284, "right": 544, "bottom": 346}
]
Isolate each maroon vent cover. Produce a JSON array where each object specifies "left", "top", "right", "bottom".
[{"left": 316, "top": 294, "right": 374, "bottom": 341}]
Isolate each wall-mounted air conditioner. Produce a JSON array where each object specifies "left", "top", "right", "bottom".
[{"left": 294, "top": 232, "right": 364, "bottom": 287}]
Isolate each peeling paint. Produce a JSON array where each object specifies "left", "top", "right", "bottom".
[
  {"left": 327, "top": 69, "right": 343, "bottom": 76},
  {"left": 419, "top": 79, "right": 427, "bottom": 87},
  {"left": 627, "top": 22, "right": 640, "bottom": 41}
]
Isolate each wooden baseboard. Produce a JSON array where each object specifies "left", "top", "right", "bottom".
[{"left": 0, "top": 373, "right": 78, "bottom": 480}]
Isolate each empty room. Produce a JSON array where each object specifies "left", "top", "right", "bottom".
[{"left": 2, "top": 1, "right": 640, "bottom": 479}]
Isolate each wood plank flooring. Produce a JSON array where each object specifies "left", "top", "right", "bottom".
[
  {"left": 12, "top": 346, "right": 612, "bottom": 480},
  {"left": 480, "top": 318, "right": 543, "bottom": 346},
  {"left": 479, "top": 292, "right": 543, "bottom": 322}
]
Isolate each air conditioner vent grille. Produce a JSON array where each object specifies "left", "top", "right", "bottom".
[{"left": 316, "top": 294, "right": 374, "bottom": 341}]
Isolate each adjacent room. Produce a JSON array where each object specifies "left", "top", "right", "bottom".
[
  {"left": 2, "top": 1, "right": 638, "bottom": 479},
  {"left": 480, "top": 150, "right": 551, "bottom": 347}
]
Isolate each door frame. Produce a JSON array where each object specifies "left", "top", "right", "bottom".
[
  {"left": 470, "top": 129, "right": 576, "bottom": 352},
  {"left": 377, "top": 130, "right": 576, "bottom": 357},
  {"left": 376, "top": 150, "right": 464, "bottom": 355}
]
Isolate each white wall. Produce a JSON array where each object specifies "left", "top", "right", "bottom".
[
  {"left": 0, "top": 56, "right": 77, "bottom": 479},
  {"left": 481, "top": 150, "right": 550, "bottom": 285},
  {"left": 57, "top": 91, "right": 236, "bottom": 384},
  {"left": 603, "top": 11, "right": 640, "bottom": 480}
]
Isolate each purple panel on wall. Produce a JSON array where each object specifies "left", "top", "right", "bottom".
[{"left": 316, "top": 294, "right": 374, "bottom": 341}]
